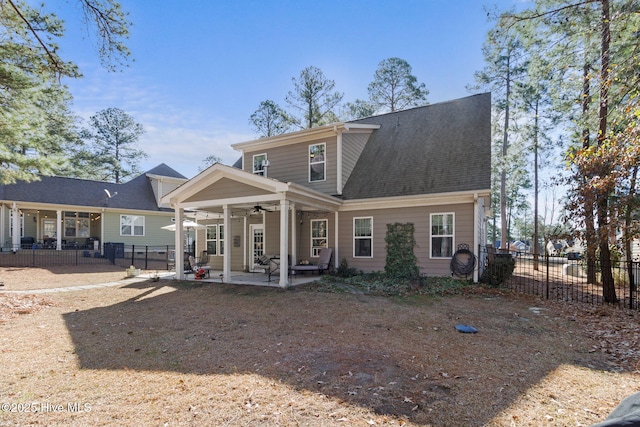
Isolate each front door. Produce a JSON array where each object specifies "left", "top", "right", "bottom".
[
  {"left": 41, "top": 219, "right": 57, "bottom": 248},
  {"left": 249, "top": 224, "right": 264, "bottom": 272}
]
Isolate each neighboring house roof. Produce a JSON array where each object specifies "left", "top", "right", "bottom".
[
  {"left": 144, "top": 163, "right": 188, "bottom": 180},
  {"left": 0, "top": 163, "right": 185, "bottom": 212},
  {"left": 341, "top": 93, "right": 491, "bottom": 200}
]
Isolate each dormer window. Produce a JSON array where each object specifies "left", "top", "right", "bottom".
[
  {"left": 309, "top": 143, "right": 325, "bottom": 182},
  {"left": 253, "top": 153, "right": 267, "bottom": 176}
]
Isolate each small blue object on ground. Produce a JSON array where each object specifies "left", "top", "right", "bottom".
[{"left": 455, "top": 324, "right": 478, "bottom": 333}]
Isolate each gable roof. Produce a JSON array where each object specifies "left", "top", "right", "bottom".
[
  {"left": 341, "top": 93, "right": 491, "bottom": 200},
  {"left": 144, "top": 163, "right": 188, "bottom": 179},
  {"left": 0, "top": 163, "right": 185, "bottom": 212}
]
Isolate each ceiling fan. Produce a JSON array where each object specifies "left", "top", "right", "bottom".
[{"left": 252, "top": 205, "right": 273, "bottom": 213}]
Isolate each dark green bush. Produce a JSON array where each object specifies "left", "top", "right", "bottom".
[
  {"left": 319, "top": 273, "right": 473, "bottom": 297},
  {"left": 385, "top": 223, "right": 420, "bottom": 280},
  {"left": 335, "top": 257, "right": 360, "bottom": 278},
  {"left": 480, "top": 254, "right": 515, "bottom": 287}
]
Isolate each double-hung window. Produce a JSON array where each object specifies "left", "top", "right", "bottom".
[
  {"left": 431, "top": 213, "right": 454, "bottom": 258},
  {"left": 353, "top": 217, "right": 373, "bottom": 258},
  {"left": 65, "top": 212, "right": 90, "bottom": 238},
  {"left": 120, "top": 215, "right": 145, "bottom": 236},
  {"left": 206, "top": 224, "right": 224, "bottom": 255},
  {"left": 310, "top": 219, "right": 328, "bottom": 257},
  {"left": 253, "top": 153, "right": 267, "bottom": 176},
  {"left": 309, "top": 143, "right": 326, "bottom": 182}
]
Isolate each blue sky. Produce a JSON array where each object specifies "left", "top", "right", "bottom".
[{"left": 55, "top": 0, "right": 523, "bottom": 179}]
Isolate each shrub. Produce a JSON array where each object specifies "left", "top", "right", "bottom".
[
  {"left": 335, "top": 257, "right": 360, "bottom": 278},
  {"left": 480, "top": 254, "right": 515, "bottom": 287},
  {"left": 319, "top": 273, "right": 474, "bottom": 297},
  {"left": 385, "top": 223, "right": 420, "bottom": 280}
]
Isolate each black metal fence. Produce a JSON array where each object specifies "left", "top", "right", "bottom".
[
  {"left": 479, "top": 246, "right": 640, "bottom": 310},
  {"left": 0, "top": 244, "right": 178, "bottom": 271}
]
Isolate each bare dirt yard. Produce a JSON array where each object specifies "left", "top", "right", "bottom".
[{"left": 0, "top": 266, "right": 639, "bottom": 426}]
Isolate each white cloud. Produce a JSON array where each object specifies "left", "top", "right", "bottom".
[{"left": 67, "top": 65, "right": 254, "bottom": 179}]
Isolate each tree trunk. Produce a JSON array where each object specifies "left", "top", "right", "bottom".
[
  {"left": 500, "top": 51, "right": 511, "bottom": 251},
  {"left": 625, "top": 166, "right": 638, "bottom": 308},
  {"left": 582, "top": 60, "right": 597, "bottom": 284},
  {"left": 597, "top": 0, "right": 616, "bottom": 303},
  {"left": 533, "top": 96, "right": 540, "bottom": 270}
]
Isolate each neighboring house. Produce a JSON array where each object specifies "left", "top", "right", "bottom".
[
  {"left": 162, "top": 93, "right": 492, "bottom": 287},
  {"left": 0, "top": 164, "right": 188, "bottom": 253}
]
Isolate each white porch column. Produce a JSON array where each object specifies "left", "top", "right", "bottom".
[
  {"left": 336, "top": 130, "right": 343, "bottom": 195},
  {"left": 100, "top": 209, "right": 105, "bottom": 254},
  {"left": 56, "top": 210, "right": 62, "bottom": 250},
  {"left": 243, "top": 215, "right": 248, "bottom": 271},
  {"left": 11, "top": 203, "right": 19, "bottom": 252},
  {"left": 290, "top": 203, "right": 297, "bottom": 267},
  {"left": 175, "top": 208, "right": 184, "bottom": 279},
  {"left": 0, "top": 204, "right": 5, "bottom": 250},
  {"left": 279, "top": 199, "right": 290, "bottom": 288},
  {"left": 473, "top": 193, "right": 479, "bottom": 283},
  {"left": 223, "top": 205, "right": 231, "bottom": 283}
]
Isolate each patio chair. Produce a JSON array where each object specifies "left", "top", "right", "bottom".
[
  {"left": 291, "top": 248, "right": 333, "bottom": 276},
  {"left": 194, "top": 250, "right": 209, "bottom": 267},
  {"left": 188, "top": 255, "right": 211, "bottom": 279},
  {"left": 256, "top": 254, "right": 282, "bottom": 282}
]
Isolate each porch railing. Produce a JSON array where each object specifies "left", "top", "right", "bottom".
[{"left": 0, "top": 244, "right": 178, "bottom": 271}]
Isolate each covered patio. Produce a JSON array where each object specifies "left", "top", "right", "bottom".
[
  {"left": 165, "top": 268, "right": 326, "bottom": 288},
  {"left": 161, "top": 164, "right": 342, "bottom": 288}
]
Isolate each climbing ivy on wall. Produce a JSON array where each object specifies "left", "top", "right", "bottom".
[{"left": 385, "top": 222, "right": 420, "bottom": 280}]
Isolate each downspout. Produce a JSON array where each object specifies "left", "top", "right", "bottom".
[{"left": 473, "top": 193, "right": 479, "bottom": 283}]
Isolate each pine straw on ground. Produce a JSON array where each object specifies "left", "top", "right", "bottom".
[{"left": 0, "top": 269, "right": 638, "bottom": 426}]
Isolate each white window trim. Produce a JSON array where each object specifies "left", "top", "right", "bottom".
[
  {"left": 120, "top": 214, "right": 145, "bottom": 237},
  {"left": 308, "top": 142, "right": 326, "bottom": 182},
  {"left": 253, "top": 153, "right": 267, "bottom": 176},
  {"left": 63, "top": 212, "right": 91, "bottom": 238},
  {"left": 310, "top": 219, "right": 328, "bottom": 257},
  {"left": 430, "top": 212, "right": 455, "bottom": 259},
  {"left": 353, "top": 216, "right": 373, "bottom": 258},
  {"left": 206, "top": 224, "right": 224, "bottom": 256}
]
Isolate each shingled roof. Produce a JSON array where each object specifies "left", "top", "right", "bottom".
[
  {"left": 0, "top": 163, "right": 186, "bottom": 212},
  {"left": 341, "top": 93, "right": 491, "bottom": 200}
]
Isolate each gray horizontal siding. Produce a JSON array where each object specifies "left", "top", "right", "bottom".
[
  {"left": 243, "top": 135, "right": 339, "bottom": 196},
  {"left": 337, "top": 203, "right": 475, "bottom": 276}
]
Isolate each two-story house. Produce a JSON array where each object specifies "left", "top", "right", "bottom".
[{"left": 162, "top": 93, "right": 492, "bottom": 287}]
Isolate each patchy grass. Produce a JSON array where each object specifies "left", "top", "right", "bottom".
[{"left": 0, "top": 269, "right": 639, "bottom": 426}]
